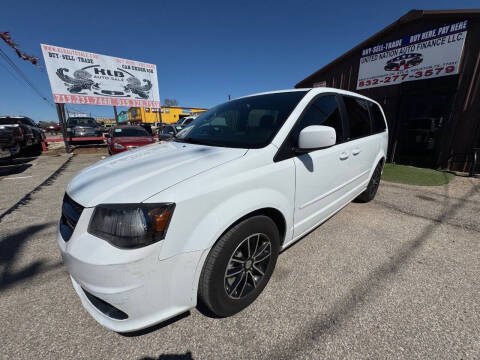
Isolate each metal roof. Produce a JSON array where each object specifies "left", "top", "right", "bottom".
[{"left": 295, "top": 9, "right": 480, "bottom": 88}]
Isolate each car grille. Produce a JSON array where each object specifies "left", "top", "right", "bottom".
[{"left": 60, "top": 193, "right": 84, "bottom": 241}]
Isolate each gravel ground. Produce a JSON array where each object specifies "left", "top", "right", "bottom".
[{"left": 1, "top": 154, "right": 479, "bottom": 359}]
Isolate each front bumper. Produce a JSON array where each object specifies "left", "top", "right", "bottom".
[{"left": 58, "top": 207, "right": 206, "bottom": 332}]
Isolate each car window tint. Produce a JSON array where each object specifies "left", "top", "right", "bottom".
[
  {"left": 175, "top": 91, "right": 308, "bottom": 148},
  {"left": 343, "top": 97, "right": 371, "bottom": 139},
  {"left": 113, "top": 128, "right": 149, "bottom": 137},
  {"left": 292, "top": 95, "right": 343, "bottom": 145},
  {"left": 19, "top": 118, "right": 32, "bottom": 126},
  {"left": 369, "top": 102, "right": 386, "bottom": 133}
]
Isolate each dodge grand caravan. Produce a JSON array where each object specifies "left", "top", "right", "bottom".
[{"left": 58, "top": 88, "right": 388, "bottom": 332}]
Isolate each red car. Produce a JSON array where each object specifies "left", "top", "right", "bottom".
[{"left": 106, "top": 125, "right": 155, "bottom": 155}]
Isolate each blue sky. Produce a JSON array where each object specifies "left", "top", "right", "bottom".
[{"left": 1, "top": 0, "right": 478, "bottom": 122}]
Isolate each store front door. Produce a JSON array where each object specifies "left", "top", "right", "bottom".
[{"left": 395, "top": 79, "right": 457, "bottom": 168}]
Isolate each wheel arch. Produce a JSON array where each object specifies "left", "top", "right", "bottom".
[
  {"left": 190, "top": 206, "right": 287, "bottom": 308},
  {"left": 216, "top": 207, "right": 287, "bottom": 247}
]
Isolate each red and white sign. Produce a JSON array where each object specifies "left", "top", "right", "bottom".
[{"left": 41, "top": 44, "right": 160, "bottom": 107}]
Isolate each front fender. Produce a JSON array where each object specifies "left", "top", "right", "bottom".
[
  {"left": 190, "top": 188, "right": 291, "bottom": 250},
  {"left": 148, "top": 148, "right": 296, "bottom": 260},
  {"left": 159, "top": 187, "right": 293, "bottom": 261}
]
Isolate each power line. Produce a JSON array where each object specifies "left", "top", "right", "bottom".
[
  {"left": 0, "top": 56, "right": 24, "bottom": 84},
  {"left": 0, "top": 47, "right": 55, "bottom": 108},
  {"left": 1, "top": 45, "right": 109, "bottom": 120}
]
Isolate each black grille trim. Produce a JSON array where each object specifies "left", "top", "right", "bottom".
[
  {"left": 82, "top": 288, "right": 129, "bottom": 320},
  {"left": 60, "top": 193, "right": 84, "bottom": 242}
]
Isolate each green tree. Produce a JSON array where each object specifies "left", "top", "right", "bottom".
[{"left": 163, "top": 98, "right": 179, "bottom": 107}]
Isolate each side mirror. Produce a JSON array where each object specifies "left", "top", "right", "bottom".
[{"left": 296, "top": 125, "right": 336, "bottom": 153}]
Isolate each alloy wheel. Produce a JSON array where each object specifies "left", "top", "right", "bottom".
[
  {"left": 224, "top": 233, "right": 272, "bottom": 299},
  {"left": 370, "top": 164, "right": 382, "bottom": 197}
]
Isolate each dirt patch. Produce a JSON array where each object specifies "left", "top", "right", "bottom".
[
  {"left": 72, "top": 146, "right": 108, "bottom": 155},
  {"left": 42, "top": 144, "right": 107, "bottom": 156}
]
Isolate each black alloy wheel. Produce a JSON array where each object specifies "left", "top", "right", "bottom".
[
  {"left": 198, "top": 215, "right": 280, "bottom": 317},
  {"left": 224, "top": 233, "right": 272, "bottom": 299},
  {"left": 357, "top": 161, "right": 383, "bottom": 203}
]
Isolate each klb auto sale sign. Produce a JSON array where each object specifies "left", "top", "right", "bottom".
[
  {"left": 41, "top": 44, "right": 160, "bottom": 107},
  {"left": 357, "top": 20, "right": 468, "bottom": 90}
]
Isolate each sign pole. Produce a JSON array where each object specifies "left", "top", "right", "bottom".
[
  {"left": 113, "top": 105, "right": 119, "bottom": 124},
  {"left": 56, "top": 103, "right": 70, "bottom": 153}
]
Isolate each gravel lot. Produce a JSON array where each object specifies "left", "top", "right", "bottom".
[{"left": 1, "top": 154, "right": 479, "bottom": 359}]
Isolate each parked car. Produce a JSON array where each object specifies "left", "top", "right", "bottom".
[
  {"left": 106, "top": 125, "right": 155, "bottom": 155},
  {"left": 138, "top": 123, "right": 154, "bottom": 136},
  {"left": 45, "top": 124, "right": 61, "bottom": 134},
  {"left": 0, "top": 116, "right": 45, "bottom": 150},
  {"left": 0, "top": 126, "right": 21, "bottom": 160},
  {"left": 101, "top": 123, "right": 113, "bottom": 132},
  {"left": 58, "top": 88, "right": 388, "bottom": 332},
  {"left": 157, "top": 124, "right": 185, "bottom": 141},
  {"left": 66, "top": 117, "right": 102, "bottom": 139}
]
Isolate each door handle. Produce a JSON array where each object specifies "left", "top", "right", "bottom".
[
  {"left": 339, "top": 151, "right": 349, "bottom": 160},
  {"left": 352, "top": 148, "right": 361, "bottom": 155}
]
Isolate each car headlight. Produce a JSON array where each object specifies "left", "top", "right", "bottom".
[
  {"left": 113, "top": 142, "right": 125, "bottom": 149},
  {"left": 88, "top": 203, "right": 175, "bottom": 249}
]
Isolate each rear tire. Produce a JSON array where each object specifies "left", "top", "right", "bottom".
[
  {"left": 198, "top": 215, "right": 280, "bottom": 317},
  {"left": 356, "top": 161, "right": 383, "bottom": 203}
]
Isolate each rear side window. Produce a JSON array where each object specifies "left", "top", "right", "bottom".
[
  {"left": 292, "top": 95, "right": 343, "bottom": 145},
  {"left": 19, "top": 118, "right": 34, "bottom": 126},
  {"left": 343, "top": 96, "right": 371, "bottom": 139},
  {"left": 369, "top": 102, "right": 386, "bottom": 133}
]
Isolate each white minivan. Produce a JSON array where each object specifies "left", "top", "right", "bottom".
[{"left": 58, "top": 88, "right": 388, "bottom": 332}]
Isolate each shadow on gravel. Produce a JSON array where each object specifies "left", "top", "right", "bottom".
[
  {"left": 0, "top": 163, "right": 32, "bottom": 176},
  {"left": 267, "top": 179, "right": 480, "bottom": 359},
  {"left": 139, "top": 351, "right": 193, "bottom": 360},
  {"left": 0, "top": 222, "right": 61, "bottom": 291},
  {"left": 120, "top": 311, "right": 191, "bottom": 337},
  {"left": 0, "top": 154, "right": 74, "bottom": 222}
]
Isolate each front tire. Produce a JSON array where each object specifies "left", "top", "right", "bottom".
[
  {"left": 357, "top": 161, "right": 383, "bottom": 203},
  {"left": 198, "top": 215, "right": 280, "bottom": 317}
]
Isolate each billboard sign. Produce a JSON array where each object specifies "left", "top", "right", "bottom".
[
  {"left": 357, "top": 20, "right": 468, "bottom": 90},
  {"left": 41, "top": 44, "right": 160, "bottom": 107}
]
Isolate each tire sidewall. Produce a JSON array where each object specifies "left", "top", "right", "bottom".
[
  {"left": 368, "top": 162, "right": 383, "bottom": 198},
  {"left": 204, "top": 216, "right": 280, "bottom": 317}
]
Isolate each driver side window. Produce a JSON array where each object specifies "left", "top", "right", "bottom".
[{"left": 292, "top": 95, "right": 343, "bottom": 146}]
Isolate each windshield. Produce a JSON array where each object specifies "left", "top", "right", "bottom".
[
  {"left": 0, "top": 117, "right": 23, "bottom": 125},
  {"left": 67, "top": 117, "right": 98, "bottom": 127},
  {"left": 113, "top": 128, "right": 149, "bottom": 137},
  {"left": 175, "top": 91, "right": 307, "bottom": 148}
]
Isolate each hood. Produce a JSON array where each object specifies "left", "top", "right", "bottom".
[
  {"left": 113, "top": 136, "right": 153, "bottom": 144},
  {"left": 67, "top": 141, "right": 247, "bottom": 207},
  {"left": 73, "top": 125, "right": 97, "bottom": 129}
]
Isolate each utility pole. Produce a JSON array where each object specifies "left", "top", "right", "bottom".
[
  {"left": 113, "top": 105, "right": 119, "bottom": 124},
  {"left": 56, "top": 103, "right": 70, "bottom": 153}
]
